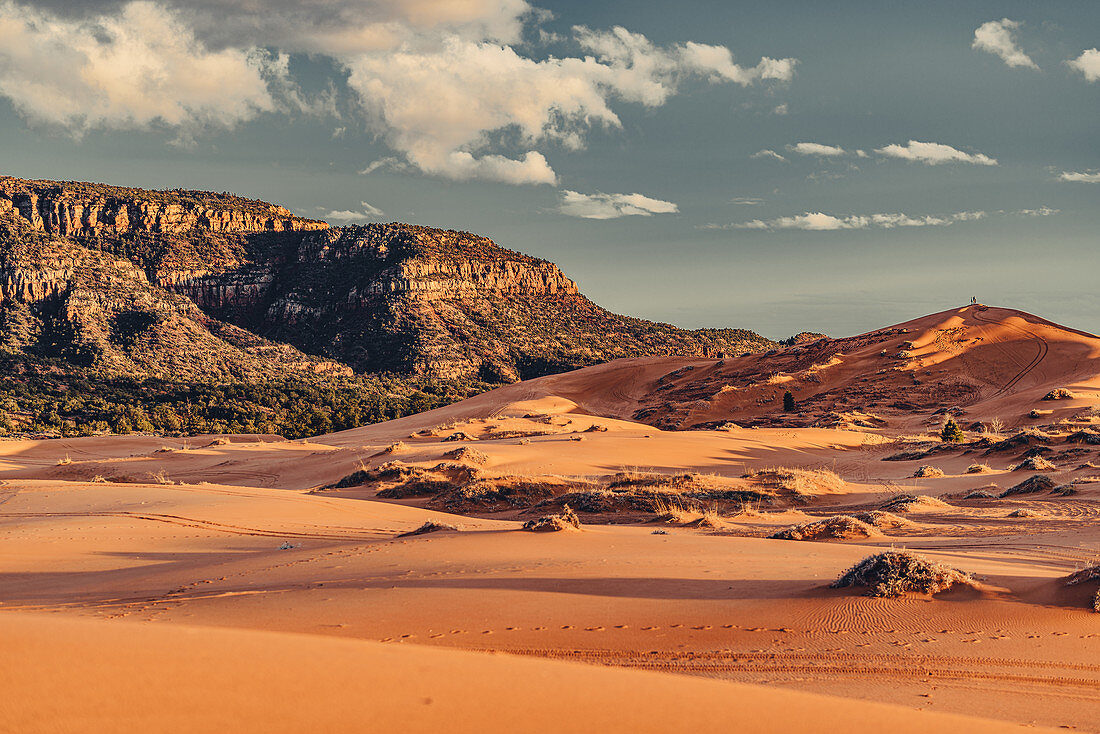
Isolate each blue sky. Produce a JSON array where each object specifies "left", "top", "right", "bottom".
[{"left": 0, "top": 0, "right": 1097, "bottom": 338}]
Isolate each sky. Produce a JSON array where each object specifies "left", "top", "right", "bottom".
[{"left": 0, "top": 0, "right": 1097, "bottom": 339}]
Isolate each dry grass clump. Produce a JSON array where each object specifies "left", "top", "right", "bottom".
[
  {"left": 999, "top": 474, "right": 1057, "bottom": 498},
  {"left": 913, "top": 465, "right": 944, "bottom": 478},
  {"left": 966, "top": 463, "right": 993, "bottom": 474},
  {"left": 1007, "top": 508, "right": 1043, "bottom": 518},
  {"left": 206, "top": 437, "right": 231, "bottom": 447},
  {"left": 442, "top": 432, "right": 477, "bottom": 442},
  {"left": 1012, "top": 456, "right": 1056, "bottom": 471},
  {"left": 382, "top": 441, "right": 408, "bottom": 454},
  {"left": 769, "top": 515, "right": 879, "bottom": 541},
  {"left": 522, "top": 504, "right": 581, "bottom": 532},
  {"left": 1043, "top": 388, "right": 1078, "bottom": 401},
  {"left": 56, "top": 455, "right": 73, "bottom": 466},
  {"left": 743, "top": 466, "right": 845, "bottom": 498},
  {"left": 880, "top": 494, "right": 950, "bottom": 512},
  {"left": 963, "top": 488, "right": 998, "bottom": 499},
  {"left": 832, "top": 551, "right": 976, "bottom": 597},
  {"left": 442, "top": 446, "right": 488, "bottom": 464},
  {"left": 397, "top": 520, "right": 459, "bottom": 537},
  {"left": 850, "top": 510, "right": 915, "bottom": 530},
  {"left": 1065, "top": 565, "right": 1100, "bottom": 612},
  {"left": 148, "top": 470, "right": 172, "bottom": 485}
]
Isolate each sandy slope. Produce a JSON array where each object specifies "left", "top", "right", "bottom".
[
  {"left": 2, "top": 305, "right": 1100, "bottom": 732},
  {"left": 1, "top": 613, "right": 1056, "bottom": 734}
]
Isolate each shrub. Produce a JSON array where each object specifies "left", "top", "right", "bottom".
[
  {"left": 940, "top": 418, "right": 965, "bottom": 443},
  {"left": 966, "top": 463, "right": 992, "bottom": 474},
  {"left": 913, "top": 465, "right": 944, "bottom": 478},
  {"left": 522, "top": 504, "right": 581, "bottom": 532},
  {"left": 1065, "top": 565, "right": 1100, "bottom": 612},
  {"left": 769, "top": 515, "right": 878, "bottom": 541},
  {"left": 999, "top": 474, "right": 1057, "bottom": 497},
  {"left": 1043, "top": 388, "right": 1077, "bottom": 401},
  {"left": 397, "top": 520, "right": 459, "bottom": 538},
  {"left": 1012, "top": 456, "right": 1056, "bottom": 472},
  {"left": 832, "top": 551, "right": 975, "bottom": 597}
]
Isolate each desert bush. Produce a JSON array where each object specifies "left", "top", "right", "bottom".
[
  {"left": 914, "top": 465, "right": 944, "bottom": 478},
  {"left": 1012, "top": 456, "right": 1056, "bottom": 471},
  {"left": 1007, "top": 508, "right": 1043, "bottom": 518},
  {"left": 1043, "top": 388, "right": 1077, "bottom": 401},
  {"left": 850, "top": 510, "right": 914, "bottom": 529},
  {"left": 832, "top": 551, "right": 975, "bottom": 597},
  {"left": 522, "top": 504, "right": 581, "bottom": 532},
  {"left": 966, "top": 463, "right": 992, "bottom": 474},
  {"left": 397, "top": 521, "right": 458, "bottom": 537},
  {"left": 443, "top": 446, "right": 488, "bottom": 464},
  {"left": 999, "top": 475, "right": 1057, "bottom": 497},
  {"left": 1065, "top": 565, "right": 1100, "bottom": 612},
  {"left": 769, "top": 515, "right": 878, "bottom": 541},
  {"left": 963, "top": 488, "right": 997, "bottom": 499},
  {"left": 880, "top": 494, "right": 950, "bottom": 512}
]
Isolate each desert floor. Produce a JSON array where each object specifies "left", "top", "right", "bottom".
[{"left": 2, "top": 306, "right": 1099, "bottom": 732}]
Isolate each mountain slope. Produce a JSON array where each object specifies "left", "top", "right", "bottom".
[{"left": 0, "top": 175, "right": 775, "bottom": 436}]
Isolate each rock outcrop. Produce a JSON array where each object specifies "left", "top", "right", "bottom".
[{"left": 0, "top": 175, "right": 775, "bottom": 383}]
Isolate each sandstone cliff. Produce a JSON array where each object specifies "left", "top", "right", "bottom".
[{"left": 0, "top": 176, "right": 775, "bottom": 383}]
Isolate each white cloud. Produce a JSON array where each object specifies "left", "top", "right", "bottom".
[
  {"left": 730, "top": 196, "right": 765, "bottom": 205},
  {"left": 707, "top": 209, "right": 988, "bottom": 231},
  {"left": 343, "top": 26, "right": 797, "bottom": 185},
  {"left": 751, "top": 149, "right": 787, "bottom": 162},
  {"left": 1016, "top": 207, "right": 1059, "bottom": 216},
  {"left": 772, "top": 103, "right": 788, "bottom": 115},
  {"left": 1068, "top": 49, "right": 1100, "bottom": 81},
  {"left": 0, "top": 1, "right": 278, "bottom": 134},
  {"left": 1058, "top": 170, "right": 1100, "bottom": 183},
  {"left": 0, "top": 1, "right": 798, "bottom": 186},
  {"left": 789, "top": 142, "right": 847, "bottom": 157},
  {"left": 324, "top": 201, "right": 385, "bottom": 222},
  {"left": 559, "top": 190, "right": 678, "bottom": 219},
  {"left": 874, "top": 140, "right": 997, "bottom": 166},
  {"left": 972, "top": 18, "right": 1038, "bottom": 69}
]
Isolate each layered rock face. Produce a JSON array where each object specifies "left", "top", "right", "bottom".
[
  {"left": 0, "top": 177, "right": 327, "bottom": 239},
  {"left": 0, "top": 176, "right": 775, "bottom": 383}
]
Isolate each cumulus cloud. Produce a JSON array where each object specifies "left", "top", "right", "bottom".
[
  {"left": 1058, "top": 170, "right": 1100, "bottom": 183},
  {"left": 341, "top": 25, "right": 796, "bottom": 184},
  {"left": 1016, "top": 207, "right": 1059, "bottom": 216},
  {"left": 0, "top": 0, "right": 277, "bottom": 134},
  {"left": 788, "top": 142, "right": 847, "bottom": 157},
  {"left": 1068, "top": 49, "right": 1100, "bottom": 81},
  {"left": 874, "top": 140, "right": 997, "bottom": 166},
  {"left": 324, "top": 200, "right": 386, "bottom": 222},
  {"left": 558, "top": 190, "right": 678, "bottom": 219},
  {"left": 703, "top": 210, "right": 987, "bottom": 231},
  {"left": 0, "top": 1, "right": 799, "bottom": 185},
  {"left": 751, "top": 149, "right": 787, "bottom": 162},
  {"left": 972, "top": 18, "right": 1038, "bottom": 69}
]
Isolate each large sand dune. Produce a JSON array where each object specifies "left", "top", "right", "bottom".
[{"left": 2, "top": 305, "right": 1099, "bottom": 731}]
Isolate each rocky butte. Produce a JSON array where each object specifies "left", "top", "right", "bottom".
[{"left": 0, "top": 175, "right": 775, "bottom": 384}]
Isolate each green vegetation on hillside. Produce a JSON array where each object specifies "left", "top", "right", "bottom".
[{"left": 0, "top": 358, "right": 488, "bottom": 439}]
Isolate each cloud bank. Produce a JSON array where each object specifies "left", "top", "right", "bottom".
[
  {"left": 0, "top": 1, "right": 798, "bottom": 186},
  {"left": 0, "top": 1, "right": 278, "bottom": 136}
]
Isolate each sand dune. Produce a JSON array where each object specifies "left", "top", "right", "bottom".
[{"left": 2, "top": 306, "right": 1099, "bottom": 731}]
